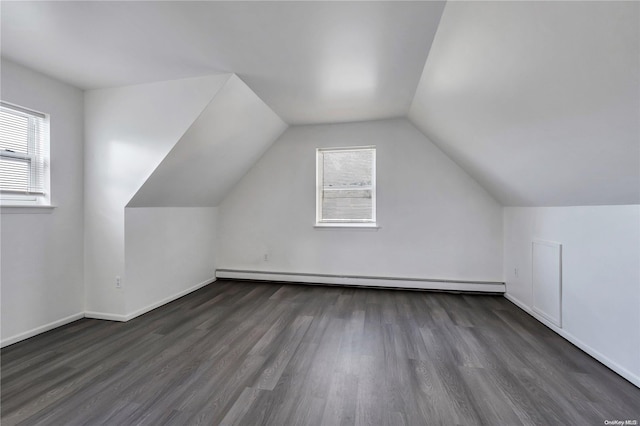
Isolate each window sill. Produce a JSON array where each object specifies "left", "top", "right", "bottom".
[
  {"left": 314, "top": 223, "right": 380, "bottom": 230},
  {"left": 1, "top": 205, "right": 55, "bottom": 214}
]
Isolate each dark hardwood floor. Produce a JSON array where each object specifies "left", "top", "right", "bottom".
[{"left": 2, "top": 280, "right": 639, "bottom": 425}]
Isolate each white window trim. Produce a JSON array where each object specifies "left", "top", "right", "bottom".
[
  {"left": 314, "top": 222, "right": 379, "bottom": 230},
  {"left": 1, "top": 205, "right": 55, "bottom": 214},
  {"left": 0, "top": 101, "right": 51, "bottom": 207},
  {"left": 315, "top": 145, "right": 377, "bottom": 228}
]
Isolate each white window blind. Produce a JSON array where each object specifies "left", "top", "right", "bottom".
[
  {"left": 316, "top": 146, "right": 376, "bottom": 224},
  {"left": 0, "top": 102, "right": 48, "bottom": 195}
]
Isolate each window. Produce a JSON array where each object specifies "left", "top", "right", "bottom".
[
  {"left": 316, "top": 146, "right": 376, "bottom": 226},
  {"left": 0, "top": 102, "right": 49, "bottom": 205}
]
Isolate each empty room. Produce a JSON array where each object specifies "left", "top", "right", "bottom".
[{"left": 1, "top": 1, "right": 639, "bottom": 425}]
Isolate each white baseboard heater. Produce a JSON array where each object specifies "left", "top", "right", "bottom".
[{"left": 216, "top": 269, "right": 505, "bottom": 293}]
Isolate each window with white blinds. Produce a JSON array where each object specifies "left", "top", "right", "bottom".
[
  {"left": 0, "top": 102, "right": 49, "bottom": 196},
  {"left": 316, "top": 146, "right": 376, "bottom": 225}
]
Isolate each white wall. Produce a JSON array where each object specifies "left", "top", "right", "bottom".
[
  {"left": 1, "top": 59, "right": 85, "bottom": 345},
  {"left": 218, "top": 118, "right": 503, "bottom": 282},
  {"left": 84, "top": 75, "right": 228, "bottom": 316},
  {"left": 124, "top": 207, "right": 217, "bottom": 318},
  {"left": 504, "top": 205, "right": 640, "bottom": 386}
]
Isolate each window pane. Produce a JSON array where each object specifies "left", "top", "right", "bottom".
[
  {"left": 322, "top": 189, "right": 372, "bottom": 220},
  {"left": 318, "top": 147, "right": 375, "bottom": 223},
  {"left": 322, "top": 150, "right": 373, "bottom": 188},
  {"left": 0, "top": 109, "right": 29, "bottom": 155},
  {"left": 0, "top": 157, "right": 29, "bottom": 192},
  {"left": 0, "top": 103, "right": 48, "bottom": 195}
]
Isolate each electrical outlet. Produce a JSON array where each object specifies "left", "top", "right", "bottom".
[
  {"left": 116, "top": 276, "right": 122, "bottom": 288},
  {"left": 514, "top": 268, "right": 519, "bottom": 277},
  {"left": 263, "top": 253, "right": 269, "bottom": 262}
]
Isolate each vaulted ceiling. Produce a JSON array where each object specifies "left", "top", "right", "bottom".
[
  {"left": 409, "top": 1, "right": 639, "bottom": 206},
  {"left": 1, "top": 1, "right": 638, "bottom": 207},
  {"left": 1, "top": 1, "right": 445, "bottom": 125}
]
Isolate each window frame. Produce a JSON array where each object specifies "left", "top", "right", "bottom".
[
  {"left": 315, "top": 145, "right": 377, "bottom": 228},
  {"left": 0, "top": 101, "right": 50, "bottom": 207}
]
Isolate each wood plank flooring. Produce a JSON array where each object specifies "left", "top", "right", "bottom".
[{"left": 2, "top": 280, "right": 639, "bottom": 425}]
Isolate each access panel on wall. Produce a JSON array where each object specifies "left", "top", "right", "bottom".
[{"left": 532, "top": 240, "right": 562, "bottom": 328}]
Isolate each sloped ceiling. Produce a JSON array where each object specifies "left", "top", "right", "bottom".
[
  {"left": 1, "top": 1, "right": 445, "bottom": 125},
  {"left": 409, "top": 1, "right": 640, "bottom": 206},
  {"left": 84, "top": 73, "right": 231, "bottom": 207},
  {"left": 127, "top": 74, "right": 287, "bottom": 207},
  {"left": 3, "top": 1, "right": 638, "bottom": 207}
]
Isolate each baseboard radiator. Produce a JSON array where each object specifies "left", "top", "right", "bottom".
[{"left": 216, "top": 269, "right": 505, "bottom": 293}]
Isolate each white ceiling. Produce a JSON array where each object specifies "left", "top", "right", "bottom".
[
  {"left": 1, "top": 1, "right": 445, "bottom": 125},
  {"left": 410, "top": 1, "right": 640, "bottom": 206},
  {"left": 3, "top": 1, "right": 638, "bottom": 207}
]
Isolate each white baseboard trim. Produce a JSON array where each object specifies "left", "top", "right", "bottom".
[
  {"left": 1, "top": 312, "right": 84, "bottom": 348},
  {"left": 86, "top": 277, "right": 217, "bottom": 322},
  {"left": 3, "top": 278, "right": 218, "bottom": 346},
  {"left": 124, "top": 277, "right": 216, "bottom": 321},
  {"left": 216, "top": 269, "right": 505, "bottom": 293},
  {"left": 504, "top": 293, "right": 640, "bottom": 388},
  {"left": 84, "top": 311, "right": 129, "bottom": 322}
]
